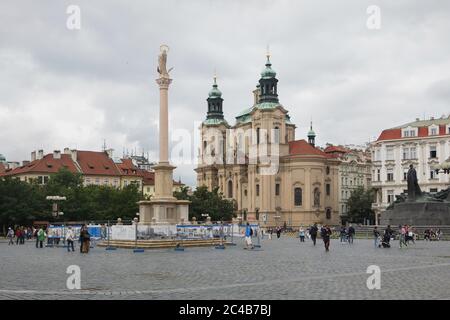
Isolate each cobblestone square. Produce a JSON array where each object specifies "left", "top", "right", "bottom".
[{"left": 1, "top": 237, "right": 450, "bottom": 300}]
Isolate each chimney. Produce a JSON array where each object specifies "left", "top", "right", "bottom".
[
  {"left": 106, "top": 148, "right": 114, "bottom": 158},
  {"left": 31, "top": 151, "right": 36, "bottom": 162},
  {"left": 415, "top": 118, "right": 420, "bottom": 121},
  {"left": 70, "top": 149, "right": 77, "bottom": 162},
  {"left": 64, "top": 147, "right": 70, "bottom": 154},
  {"left": 22, "top": 160, "right": 30, "bottom": 166},
  {"left": 53, "top": 150, "right": 61, "bottom": 159},
  {"left": 430, "top": 116, "right": 435, "bottom": 120},
  {"left": 37, "top": 149, "right": 44, "bottom": 160}
]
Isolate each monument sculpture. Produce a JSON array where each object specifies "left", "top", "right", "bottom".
[
  {"left": 381, "top": 164, "right": 450, "bottom": 225},
  {"left": 138, "top": 45, "right": 190, "bottom": 225}
]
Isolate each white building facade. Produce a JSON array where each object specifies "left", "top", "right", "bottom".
[{"left": 370, "top": 116, "right": 450, "bottom": 224}]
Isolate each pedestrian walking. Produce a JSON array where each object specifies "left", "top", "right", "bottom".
[
  {"left": 373, "top": 226, "right": 380, "bottom": 248},
  {"left": 321, "top": 225, "right": 332, "bottom": 252},
  {"left": 7, "top": 227, "right": 14, "bottom": 245},
  {"left": 65, "top": 226, "right": 75, "bottom": 252},
  {"left": 299, "top": 226, "right": 305, "bottom": 242},
  {"left": 268, "top": 228, "right": 273, "bottom": 240},
  {"left": 276, "top": 226, "right": 281, "bottom": 239},
  {"left": 244, "top": 222, "right": 254, "bottom": 250},
  {"left": 347, "top": 224, "right": 355, "bottom": 244},
  {"left": 309, "top": 223, "right": 318, "bottom": 246},
  {"left": 399, "top": 225, "right": 407, "bottom": 248},
  {"left": 37, "top": 227, "right": 46, "bottom": 248}
]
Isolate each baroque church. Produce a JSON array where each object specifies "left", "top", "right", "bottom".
[{"left": 195, "top": 54, "right": 341, "bottom": 227}]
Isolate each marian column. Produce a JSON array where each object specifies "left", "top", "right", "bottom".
[
  {"left": 138, "top": 45, "right": 189, "bottom": 225},
  {"left": 153, "top": 45, "right": 176, "bottom": 200}
]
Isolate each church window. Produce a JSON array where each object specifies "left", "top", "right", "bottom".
[
  {"left": 228, "top": 180, "right": 233, "bottom": 198},
  {"left": 326, "top": 184, "right": 330, "bottom": 196},
  {"left": 273, "top": 127, "right": 280, "bottom": 144},
  {"left": 326, "top": 208, "right": 332, "bottom": 220},
  {"left": 275, "top": 183, "right": 280, "bottom": 196},
  {"left": 294, "top": 187, "right": 302, "bottom": 206},
  {"left": 256, "top": 184, "right": 260, "bottom": 197}
]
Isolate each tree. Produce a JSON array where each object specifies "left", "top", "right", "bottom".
[
  {"left": 179, "top": 186, "right": 236, "bottom": 222},
  {"left": 346, "top": 187, "right": 375, "bottom": 224}
]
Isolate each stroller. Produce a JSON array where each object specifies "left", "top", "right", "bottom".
[{"left": 380, "top": 232, "right": 391, "bottom": 248}]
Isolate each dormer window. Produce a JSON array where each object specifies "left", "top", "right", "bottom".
[
  {"left": 402, "top": 126, "right": 417, "bottom": 138},
  {"left": 429, "top": 125, "right": 439, "bottom": 136}
]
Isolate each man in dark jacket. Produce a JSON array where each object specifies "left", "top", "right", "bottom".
[
  {"left": 309, "top": 224, "right": 318, "bottom": 246},
  {"left": 347, "top": 224, "right": 355, "bottom": 244},
  {"left": 321, "top": 225, "right": 332, "bottom": 252}
]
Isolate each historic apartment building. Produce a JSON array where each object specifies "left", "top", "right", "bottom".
[
  {"left": 324, "top": 145, "right": 372, "bottom": 223},
  {"left": 370, "top": 116, "right": 450, "bottom": 224},
  {"left": 0, "top": 148, "right": 184, "bottom": 196},
  {"left": 195, "top": 55, "right": 341, "bottom": 227}
]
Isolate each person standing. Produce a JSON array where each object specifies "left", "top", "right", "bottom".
[
  {"left": 268, "top": 228, "right": 273, "bottom": 240},
  {"left": 244, "top": 222, "right": 254, "bottom": 250},
  {"left": 37, "top": 227, "right": 46, "bottom": 248},
  {"left": 310, "top": 223, "right": 318, "bottom": 246},
  {"left": 276, "top": 226, "right": 281, "bottom": 239},
  {"left": 65, "top": 226, "right": 75, "bottom": 252},
  {"left": 80, "top": 225, "right": 91, "bottom": 253},
  {"left": 7, "top": 227, "right": 14, "bottom": 245},
  {"left": 299, "top": 226, "right": 305, "bottom": 243},
  {"left": 339, "top": 225, "right": 347, "bottom": 243},
  {"left": 347, "top": 224, "right": 355, "bottom": 244},
  {"left": 373, "top": 226, "right": 380, "bottom": 248},
  {"left": 321, "top": 225, "right": 332, "bottom": 252}
]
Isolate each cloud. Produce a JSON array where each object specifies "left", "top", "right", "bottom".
[{"left": 1, "top": 0, "right": 450, "bottom": 186}]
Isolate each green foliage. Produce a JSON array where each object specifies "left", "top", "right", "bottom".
[
  {"left": 174, "top": 185, "right": 236, "bottom": 222},
  {"left": 346, "top": 186, "right": 375, "bottom": 223},
  {"left": 0, "top": 169, "right": 143, "bottom": 231}
]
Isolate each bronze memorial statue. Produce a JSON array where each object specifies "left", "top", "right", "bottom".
[
  {"left": 381, "top": 164, "right": 450, "bottom": 225},
  {"left": 407, "top": 164, "right": 422, "bottom": 201}
]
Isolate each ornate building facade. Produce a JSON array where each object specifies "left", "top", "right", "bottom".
[
  {"left": 370, "top": 116, "right": 450, "bottom": 224},
  {"left": 195, "top": 55, "right": 341, "bottom": 227}
]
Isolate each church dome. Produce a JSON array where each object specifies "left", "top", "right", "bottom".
[
  {"left": 208, "top": 76, "right": 222, "bottom": 98},
  {"left": 260, "top": 56, "right": 276, "bottom": 79},
  {"left": 0, "top": 154, "right": 5, "bottom": 162},
  {"left": 208, "top": 85, "right": 222, "bottom": 98}
]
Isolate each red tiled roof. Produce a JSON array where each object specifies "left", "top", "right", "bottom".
[
  {"left": 377, "top": 126, "right": 450, "bottom": 141},
  {"left": 141, "top": 170, "right": 184, "bottom": 186},
  {"left": 324, "top": 145, "right": 348, "bottom": 154},
  {"left": 117, "top": 158, "right": 140, "bottom": 176},
  {"left": 288, "top": 140, "right": 326, "bottom": 157},
  {"left": 377, "top": 129, "right": 402, "bottom": 141},
  {"left": 75, "top": 151, "right": 121, "bottom": 176},
  {"left": 141, "top": 170, "right": 155, "bottom": 185},
  {"left": 3, "top": 154, "right": 79, "bottom": 176}
]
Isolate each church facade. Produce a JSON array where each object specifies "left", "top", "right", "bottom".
[{"left": 195, "top": 55, "right": 341, "bottom": 227}]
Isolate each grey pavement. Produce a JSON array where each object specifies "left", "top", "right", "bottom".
[{"left": 1, "top": 237, "right": 450, "bottom": 300}]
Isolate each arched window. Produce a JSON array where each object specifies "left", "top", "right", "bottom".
[
  {"left": 228, "top": 180, "right": 233, "bottom": 198},
  {"left": 326, "top": 208, "right": 332, "bottom": 220},
  {"left": 326, "top": 166, "right": 330, "bottom": 175},
  {"left": 256, "top": 128, "right": 260, "bottom": 144},
  {"left": 273, "top": 126, "right": 280, "bottom": 144},
  {"left": 294, "top": 187, "right": 302, "bottom": 206}
]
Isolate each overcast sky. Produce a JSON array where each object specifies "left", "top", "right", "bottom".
[{"left": 1, "top": 0, "right": 449, "bottom": 186}]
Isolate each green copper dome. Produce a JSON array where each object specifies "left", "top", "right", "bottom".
[
  {"left": 208, "top": 77, "right": 222, "bottom": 98},
  {"left": 0, "top": 154, "right": 5, "bottom": 162},
  {"left": 308, "top": 122, "right": 316, "bottom": 137},
  {"left": 260, "top": 56, "right": 276, "bottom": 79}
]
